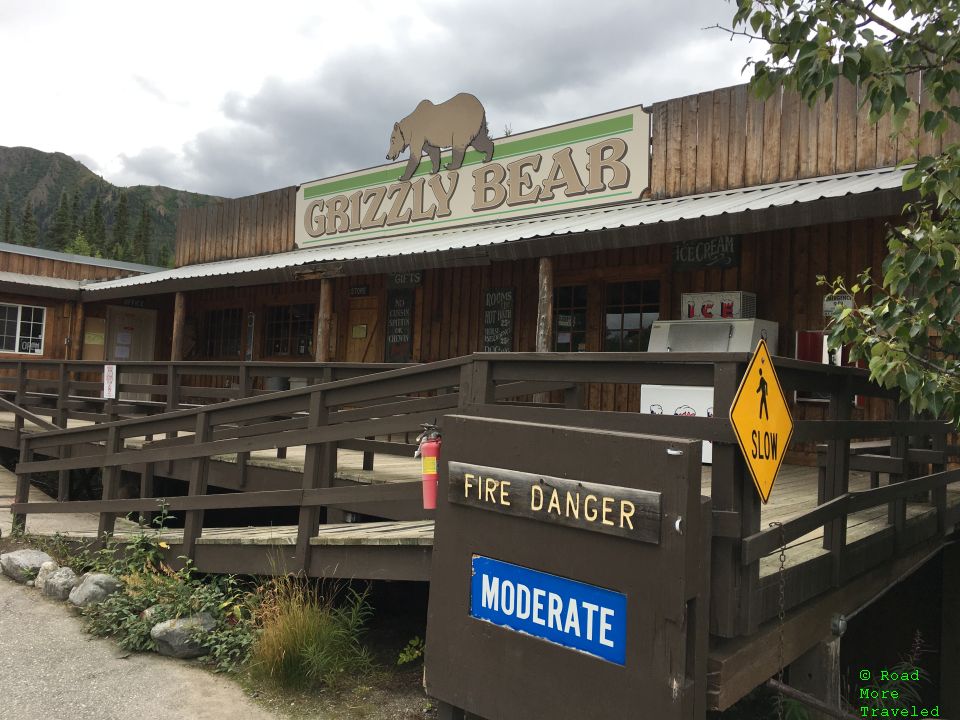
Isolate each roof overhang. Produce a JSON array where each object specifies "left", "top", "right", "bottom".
[
  {"left": 0, "top": 272, "right": 82, "bottom": 301},
  {"left": 80, "top": 167, "right": 910, "bottom": 302}
]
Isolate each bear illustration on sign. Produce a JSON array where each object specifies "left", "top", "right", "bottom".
[{"left": 386, "top": 93, "right": 495, "bottom": 182}]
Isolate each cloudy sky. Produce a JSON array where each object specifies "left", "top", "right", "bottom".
[{"left": 0, "top": 0, "right": 759, "bottom": 199}]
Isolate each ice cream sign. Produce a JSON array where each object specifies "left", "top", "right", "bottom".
[{"left": 295, "top": 95, "right": 650, "bottom": 247}]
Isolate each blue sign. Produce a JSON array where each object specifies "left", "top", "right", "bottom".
[{"left": 469, "top": 555, "right": 627, "bottom": 665}]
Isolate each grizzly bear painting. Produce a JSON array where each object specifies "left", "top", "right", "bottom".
[{"left": 386, "top": 93, "right": 495, "bottom": 182}]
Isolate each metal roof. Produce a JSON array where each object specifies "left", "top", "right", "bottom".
[
  {"left": 0, "top": 241, "right": 162, "bottom": 274},
  {"left": 0, "top": 271, "right": 82, "bottom": 300},
  {"left": 83, "top": 166, "right": 906, "bottom": 297}
]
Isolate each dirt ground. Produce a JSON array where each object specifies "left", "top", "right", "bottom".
[{"left": 0, "top": 534, "right": 434, "bottom": 720}]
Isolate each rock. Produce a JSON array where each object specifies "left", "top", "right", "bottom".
[
  {"left": 42, "top": 567, "right": 80, "bottom": 601},
  {"left": 0, "top": 549, "right": 54, "bottom": 584},
  {"left": 68, "top": 573, "right": 122, "bottom": 607},
  {"left": 34, "top": 561, "right": 59, "bottom": 591},
  {"left": 150, "top": 612, "right": 216, "bottom": 659}
]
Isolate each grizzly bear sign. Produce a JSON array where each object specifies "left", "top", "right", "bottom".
[
  {"left": 296, "top": 97, "right": 650, "bottom": 247},
  {"left": 386, "top": 93, "right": 495, "bottom": 182}
]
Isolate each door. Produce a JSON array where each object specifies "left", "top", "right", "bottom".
[
  {"left": 105, "top": 306, "right": 157, "bottom": 402},
  {"left": 344, "top": 298, "right": 379, "bottom": 363}
]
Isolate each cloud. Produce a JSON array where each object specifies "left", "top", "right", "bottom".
[{"left": 113, "top": 0, "right": 754, "bottom": 197}]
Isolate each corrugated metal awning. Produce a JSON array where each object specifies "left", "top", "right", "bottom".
[
  {"left": 82, "top": 166, "right": 907, "bottom": 299},
  {"left": 0, "top": 271, "right": 82, "bottom": 300}
]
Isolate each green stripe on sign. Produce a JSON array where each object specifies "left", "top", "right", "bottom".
[
  {"left": 302, "top": 113, "right": 635, "bottom": 200},
  {"left": 299, "top": 190, "right": 635, "bottom": 245}
]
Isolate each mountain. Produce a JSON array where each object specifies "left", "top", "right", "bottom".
[{"left": 0, "top": 146, "right": 221, "bottom": 267}]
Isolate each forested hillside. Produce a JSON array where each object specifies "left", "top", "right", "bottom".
[{"left": 0, "top": 146, "right": 220, "bottom": 267}]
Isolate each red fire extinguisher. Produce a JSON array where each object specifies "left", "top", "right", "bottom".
[{"left": 415, "top": 421, "right": 441, "bottom": 510}]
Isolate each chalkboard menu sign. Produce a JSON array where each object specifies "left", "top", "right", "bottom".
[
  {"left": 483, "top": 288, "right": 514, "bottom": 352},
  {"left": 672, "top": 235, "right": 740, "bottom": 270},
  {"left": 384, "top": 288, "right": 415, "bottom": 362}
]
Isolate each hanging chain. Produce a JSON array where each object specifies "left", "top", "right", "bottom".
[{"left": 769, "top": 520, "right": 787, "bottom": 720}]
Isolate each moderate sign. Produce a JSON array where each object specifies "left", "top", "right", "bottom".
[
  {"left": 729, "top": 339, "right": 794, "bottom": 503},
  {"left": 470, "top": 556, "right": 627, "bottom": 665},
  {"left": 296, "top": 105, "right": 650, "bottom": 247}
]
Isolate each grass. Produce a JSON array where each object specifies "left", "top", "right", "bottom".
[{"left": 250, "top": 576, "right": 375, "bottom": 689}]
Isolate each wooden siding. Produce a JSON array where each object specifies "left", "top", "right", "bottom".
[
  {"left": 179, "top": 218, "right": 895, "bottom": 440},
  {"left": 174, "top": 186, "right": 296, "bottom": 267},
  {"left": 0, "top": 292, "right": 73, "bottom": 362},
  {"left": 0, "top": 252, "right": 133, "bottom": 281},
  {"left": 648, "top": 75, "right": 952, "bottom": 199}
]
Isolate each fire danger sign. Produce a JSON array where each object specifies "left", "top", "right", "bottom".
[{"left": 729, "top": 339, "right": 794, "bottom": 504}]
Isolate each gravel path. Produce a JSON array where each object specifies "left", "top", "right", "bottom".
[{"left": 0, "top": 575, "right": 282, "bottom": 720}]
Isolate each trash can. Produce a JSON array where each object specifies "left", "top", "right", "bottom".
[{"left": 263, "top": 376, "right": 290, "bottom": 393}]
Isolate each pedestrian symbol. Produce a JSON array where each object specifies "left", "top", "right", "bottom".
[
  {"left": 729, "top": 339, "right": 794, "bottom": 504},
  {"left": 757, "top": 368, "right": 769, "bottom": 420}
]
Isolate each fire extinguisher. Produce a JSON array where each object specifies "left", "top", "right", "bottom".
[{"left": 415, "top": 421, "right": 441, "bottom": 510}]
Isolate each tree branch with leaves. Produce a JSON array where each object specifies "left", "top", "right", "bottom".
[{"left": 724, "top": 0, "right": 960, "bottom": 424}]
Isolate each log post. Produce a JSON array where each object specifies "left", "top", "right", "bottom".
[
  {"left": 12, "top": 438, "right": 32, "bottom": 535},
  {"left": 535, "top": 257, "right": 554, "bottom": 353},
  {"left": 942, "top": 541, "right": 960, "bottom": 717},
  {"left": 97, "top": 426, "right": 122, "bottom": 538},
  {"left": 789, "top": 638, "right": 842, "bottom": 720},
  {"left": 297, "top": 391, "right": 335, "bottom": 573},
  {"left": 534, "top": 257, "right": 554, "bottom": 405},
  {"left": 315, "top": 278, "right": 334, "bottom": 362},
  {"left": 170, "top": 291, "right": 186, "bottom": 361},
  {"left": 70, "top": 301, "right": 85, "bottom": 360},
  {"left": 182, "top": 411, "right": 212, "bottom": 560}
]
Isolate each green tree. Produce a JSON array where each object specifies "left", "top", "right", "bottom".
[
  {"left": 49, "top": 191, "right": 72, "bottom": 251},
  {"left": 63, "top": 230, "right": 96, "bottom": 257},
  {"left": 20, "top": 200, "right": 38, "bottom": 247},
  {"left": 87, "top": 195, "right": 106, "bottom": 254},
  {"left": 70, "top": 189, "right": 82, "bottom": 240},
  {"left": 729, "top": 0, "right": 960, "bottom": 423},
  {"left": 109, "top": 192, "right": 130, "bottom": 260},
  {"left": 2, "top": 200, "right": 13, "bottom": 244},
  {"left": 132, "top": 205, "right": 152, "bottom": 264}
]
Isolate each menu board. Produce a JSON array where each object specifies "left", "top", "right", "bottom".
[
  {"left": 384, "top": 288, "right": 415, "bottom": 362},
  {"left": 483, "top": 288, "right": 514, "bottom": 352}
]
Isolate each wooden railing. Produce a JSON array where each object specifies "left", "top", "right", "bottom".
[{"left": 4, "top": 352, "right": 957, "bottom": 639}]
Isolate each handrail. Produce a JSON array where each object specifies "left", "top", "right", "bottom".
[
  {"left": 0, "top": 396, "right": 58, "bottom": 432},
  {"left": 741, "top": 468, "right": 960, "bottom": 563},
  {"left": 4, "top": 351, "right": 955, "bottom": 638}
]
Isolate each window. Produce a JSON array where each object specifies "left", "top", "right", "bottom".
[
  {"left": 265, "top": 304, "right": 315, "bottom": 357},
  {"left": 553, "top": 285, "right": 588, "bottom": 352},
  {"left": 201, "top": 308, "right": 243, "bottom": 358},
  {"left": 0, "top": 303, "right": 45, "bottom": 355},
  {"left": 604, "top": 280, "right": 660, "bottom": 351}
]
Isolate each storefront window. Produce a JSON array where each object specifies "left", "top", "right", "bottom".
[
  {"left": 553, "top": 285, "right": 588, "bottom": 352},
  {"left": 264, "top": 304, "right": 315, "bottom": 357},
  {"left": 0, "top": 303, "right": 45, "bottom": 354},
  {"left": 604, "top": 281, "right": 659, "bottom": 351},
  {"left": 202, "top": 308, "right": 243, "bottom": 358}
]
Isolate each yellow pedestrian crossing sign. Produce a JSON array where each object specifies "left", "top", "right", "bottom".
[{"left": 729, "top": 338, "right": 794, "bottom": 504}]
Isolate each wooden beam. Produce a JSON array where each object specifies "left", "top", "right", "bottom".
[
  {"left": 316, "top": 278, "right": 334, "bottom": 362},
  {"left": 70, "top": 301, "right": 85, "bottom": 361},
  {"left": 708, "top": 539, "right": 943, "bottom": 711},
  {"left": 170, "top": 291, "right": 186, "bottom": 361},
  {"left": 535, "top": 256, "right": 553, "bottom": 353}
]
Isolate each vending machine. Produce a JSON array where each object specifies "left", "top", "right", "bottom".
[{"left": 640, "top": 300, "right": 778, "bottom": 464}]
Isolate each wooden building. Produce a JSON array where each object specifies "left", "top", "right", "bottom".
[
  {"left": 72, "top": 78, "right": 951, "bottom": 439},
  {"left": 0, "top": 242, "right": 163, "bottom": 364}
]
